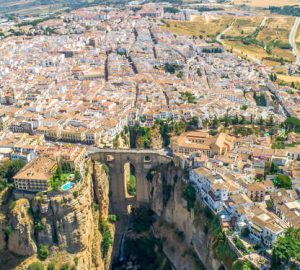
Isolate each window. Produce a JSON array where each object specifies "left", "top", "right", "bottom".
[{"left": 144, "top": 156, "right": 151, "bottom": 162}]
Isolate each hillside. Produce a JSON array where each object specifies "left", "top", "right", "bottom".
[{"left": 0, "top": 0, "right": 125, "bottom": 15}]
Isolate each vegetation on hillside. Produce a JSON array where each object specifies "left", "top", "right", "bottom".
[
  {"left": 27, "top": 262, "right": 44, "bottom": 270},
  {"left": 274, "top": 174, "right": 292, "bottom": 189},
  {"left": 202, "top": 206, "right": 237, "bottom": 268},
  {"left": 271, "top": 228, "right": 300, "bottom": 269},
  {"left": 282, "top": 117, "right": 300, "bottom": 133},
  {"left": 50, "top": 164, "right": 80, "bottom": 191},
  {"left": 231, "top": 259, "right": 257, "bottom": 270},
  {"left": 0, "top": 159, "right": 25, "bottom": 191},
  {"left": 129, "top": 118, "right": 199, "bottom": 149},
  {"left": 99, "top": 218, "right": 113, "bottom": 257},
  {"left": 182, "top": 183, "right": 196, "bottom": 212},
  {"left": 253, "top": 92, "right": 267, "bottom": 107}
]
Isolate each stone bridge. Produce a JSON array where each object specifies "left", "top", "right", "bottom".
[{"left": 90, "top": 149, "right": 172, "bottom": 213}]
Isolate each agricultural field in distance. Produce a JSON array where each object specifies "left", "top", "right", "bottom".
[
  {"left": 222, "top": 15, "right": 296, "bottom": 63},
  {"left": 256, "top": 16, "right": 295, "bottom": 62},
  {"left": 162, "top": 15, "right": 296, "bottom": 66},
  {"left": 233, "top": 0, "right": 300, "bottom": 7},
  {"left": 220, "top": 16, "right": 269, "bottom": 62},
  {"left": 162, "top": 13, "right": 300, "bottom": 87},
  {"left": 161, "top": 15, "right": 234, "bottom": 38}
]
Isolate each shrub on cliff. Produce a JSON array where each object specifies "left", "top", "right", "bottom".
[
  {"left": 182, "top": 184, "right": 196, "bottom": 211},
  {"left": 27, "top": 262, "right": 44, "bottom": 270},
  {"left": 38, "top": 244, "right": 50, "bottom": 260},
  {"left": 99, "top": 218, "right": 113, "bottom": 256},
  {"left": 60, "top": 264, "right": 70, "bottom": 270},
  {"left": 47, "top": 262, "right": 55, "bottom": 270},
  {"left": 102, "top": 164, "right": 109, "bottom": 175},
  {"left": 231, "top": 259, "right": 257, "bottom": 270}
]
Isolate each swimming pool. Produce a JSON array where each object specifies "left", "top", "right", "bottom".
[{"left": 61, "top": 182, "right": 74, "bottom": 191}]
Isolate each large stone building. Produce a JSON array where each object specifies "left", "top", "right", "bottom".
[
  {"left": 61, "top": 146, "right": 86, "bottom": 173},
  {"left": 13, "top": 157, "right": 57, "bottom": 192},
  {"left": 170, "top": 131, "right": 235, "bottom": 157}
]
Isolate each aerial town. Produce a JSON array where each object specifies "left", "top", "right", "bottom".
[{"left": 0, "top": 2, "right": 299, "bottom": 270}]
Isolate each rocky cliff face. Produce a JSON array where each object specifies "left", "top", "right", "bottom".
[
  {"left": 8, "top": 198, "right": 37, "bottom": 257},
  {"left": 0, "top": 160, "right": 112, "bottom": 270},
  {"left": 149, "top": 164, "right": 224, "bottom": 270}
]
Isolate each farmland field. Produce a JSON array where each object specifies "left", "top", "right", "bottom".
[
  {"left": 161, "top": 15, "right": 234, "bottom": 38},
  {"left": 223, "top": 40, "right": 269, "bottom": 62},
  {"left": 163, "top": 14, "right": 296, "bottom": 66},
  {"left": 257, "top": 17, "right": 294, "bottom": 44},
  {"left": 233, "top": 0, "right": 300, "bottom": 7},
  {"left": 256, "top": 16, "right": 295, "bottom": 62},
  {"left": 225, "top": 16, "right": 264, "bottom": 37}
]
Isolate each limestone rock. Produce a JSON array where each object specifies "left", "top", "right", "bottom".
[
  {"left": 93, "top": 162, "right": 109, "bottom": 217},
  {"left": 0, "top": 214, "right": 6, "bottom": 251},
  {"left": 8, "top": 198, "right": 37, "bottom": 256},
  {"left": 149, "top": 164, "right": 223, "bottom": 270}
]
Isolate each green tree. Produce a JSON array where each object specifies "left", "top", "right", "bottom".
[
  {"left": 271, "top": 228, "right": 300, "bottom": 268},
  {"left": 274, "top": 174, "right": 292, "bottom": 189},
  {"left": 258, "top": 116, "right": 264, "bottom": 125},
  {"left": 291, "top": 82, "right": 296, "bottom": 89},
  {"left": 212, "top": 116, "right": 220, "bottom": 129},
  {"left": 231, "top": 260, "right": 256, "bottom": 270},
  {"left": 241, "top": 226, "right": 250, "bottom": 237},
  {"left": 224, "top": 116, "right": 232, "bottom": 127},
  {"left": 0, "top": 159, "right": 26, "bottom": 181},
  {"left": 124, "top": 125, "right": 129, "bottom": 134},
  {"left": 282, "top": 117, "right": 300, "bottom": 133},
  {"left": 189, "top": 116, "right": 199, "bottom": 128}
]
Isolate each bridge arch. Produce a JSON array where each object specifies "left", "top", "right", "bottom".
[{"left": 90, "top": 149, "right": 172, "bottom": 213}]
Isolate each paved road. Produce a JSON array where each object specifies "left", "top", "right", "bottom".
[
  {"left": 260, "top": 16, "right": 268, "bottom": 28},
  {"left": 289, "top": 17, "right": 300, "bottom": 66},
  {"left": 216, "top": 19, "right": 235, "bottom": 44},
  {"left": 87, "top": 146, "right": 173, "bottom": 157}
]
